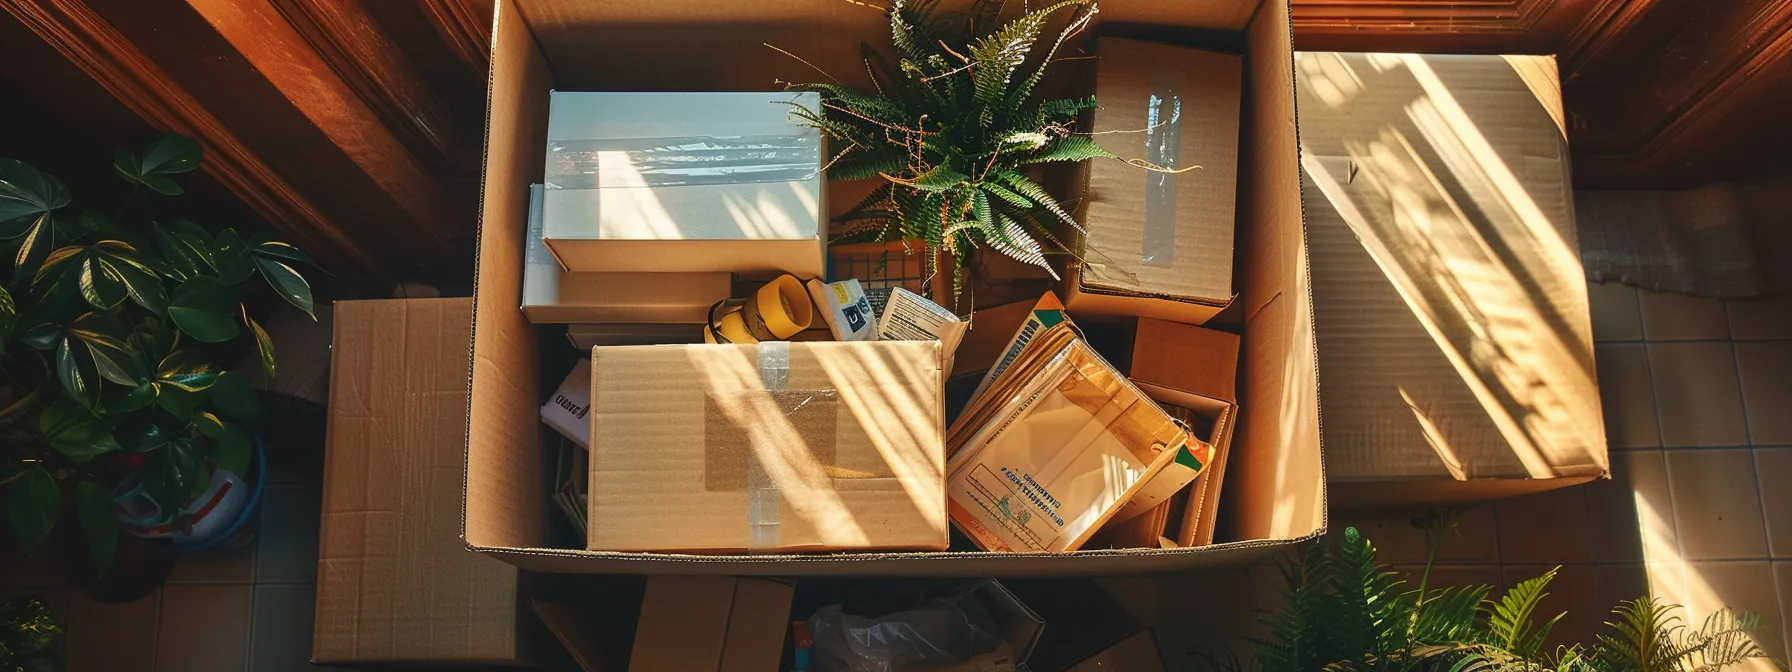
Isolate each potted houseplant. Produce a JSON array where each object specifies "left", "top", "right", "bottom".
[
  {"left": 787, "top": 0, "right": 1180, "bottom": 298},
  {"left": 0, "top": 595, "right": 60, "bottom": 671},
  {"left": 0, "top": 135, "right": 314, "bottom": 590}
]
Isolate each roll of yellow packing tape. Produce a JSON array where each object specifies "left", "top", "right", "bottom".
[
  {"left": 741, "top": 274, "right": 813, "bottom": 341},
  {"left": 704, "top": 307, "right": 757, "bottom": 344}
]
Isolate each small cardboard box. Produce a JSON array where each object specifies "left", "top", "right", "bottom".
[
  {"left": 630, "top": 576, "right": 794, "bottom": 672},
  {"left": 1066, "top": 38, "right": 1243, "bottom": 326},
  {"left": 523, "top": 183, "right": 734, "bottom": 323},
  {"left": 466, "top": 0, "right": 1322, "bottom": 576},
  {"left": 1296, "top": 52, "right": 1607, "bottom": 508},
  {"left": 1129, "top": 318, "right": 1240, "bottom": 548},
  {"left": 315, "top": 299, "right": 530, "bottom": 665},
  {"left": 541, "top": 91, "right": 825, "bottom": 278},
  {"left": 587, "top": 341, "right": 947, "bottom": 552}
]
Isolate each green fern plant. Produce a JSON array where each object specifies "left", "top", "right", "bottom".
[
  {"left": 786, "top": 0, "right": 1132, "bottom": 293},
  {"left": 1210, "top": 513, "right": 1784, "bottom": 672}
]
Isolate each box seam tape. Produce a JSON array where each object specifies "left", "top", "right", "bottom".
[{"left": 1141, "top": 70, "right": 1184, "bottom": 268}]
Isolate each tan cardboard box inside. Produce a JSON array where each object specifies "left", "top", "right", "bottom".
[{"left": 466, "top": 0, "right": 1323, "bottom": 574}]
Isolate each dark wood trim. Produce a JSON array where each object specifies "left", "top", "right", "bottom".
[
  {"left": 417, "top": 0, "right": 491, "bottom": 84},
  {"left": 1292, "top": 0, "right": 1551, "bottom": 34},
  {"left": 178, "top": 0, "right": 464, "bottom": 265},
  {"left": 0, "top": 0, "right": 393, "bottom": 290},
  {"left": 1556, "top": 0, "right": 1651, "bottom": 74},
  {"left": 268, "top": 0, "right": 478, "bottom": 176}
]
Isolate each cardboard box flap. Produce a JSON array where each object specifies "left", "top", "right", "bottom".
[
  {"left": 318, "top": 298, "right": 525, "bottom": 664},
  {"left": 1296, "top": 52, "right": 1605, "bottom": 485}
]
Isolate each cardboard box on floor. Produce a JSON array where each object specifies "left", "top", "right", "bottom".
[
  {"left": 315, "top": 298, "right": 532, "bottom": 665},
  {"left": 465, "top": 0, "right": 1323, "bottom": 575},
  {"left": 1065, "top": 629, "right": 1165, "bottom": 672},
  {"left": 1295, "top": 52, "right": 1608, "bottom": 508}
]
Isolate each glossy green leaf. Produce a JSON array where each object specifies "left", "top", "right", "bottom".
[
  {"left": 28, "top": 247, "right": 84, "bottom": 317},
  {"left": 0, "top": 161, "right": 68, "bottom": 275},
  {"left": 55, "top": 337, "right": 98, "bottom": 408},
  {"left": 6, "top": 466, "right": 58, "bottom": 554},
  {"left": 161, "top": 437, "right": 208, "bottom": 503},
  {"left": 133, "top": 316, "right": 176, "bottom": 364},
  {"left": 212, "top": 229, "right": 253, "bottom": 285},
  {"left": 75, "top": 480, "right": 118, "bottom": 578},
  {"left": 10, "top": 212, "right": 56, "bottom": 285},
  {"left": 68, "top": 312, "right": 141, "bottom": 387},
  {"left": 0, "top": 594, "right": 60, "bottom": 657},
  {"left": 244, "top": 308, "right": 274, "bottom": 379},
  {"left": 114, "top": 136, "right": 200, "bottom": 196},
  {"left": 40, "top": 400, "right": 121, "bottom": 463},
  {"left": 153, "top": 384, "right": 204, "bottom": 421},
  {"left": 0, "top": 461, "right": 27, "bottom": 485},
  {"left": 18, "top": 323, "right": 62, "bottom": 351},
  {"left": 248, "top": 233, "right": 315, "bottom": 268},
  {"left": 167, "top": 277, "right": 239, "bottom": 343},
  {"left": 210, "top": 422, "right": 251, "bottom": 477},
  {"left": 120, "top": 418, "right": 174, "bottom": 452},
  {"left": 0, "top": 284, "right": 15, "bottom": 348},
  {"left": 102, "top": 380, "right": 158, "bottom": 414},
  {"left": 155, "top": 349, "right": 219, "bottom": 392},
  {"left": 253, "top": 257, "right": 313, "bottom": 318},
  {"left": 194, "top": 410, "right": 225, "bottom": 437},
  {"left": 154, "top": 220, "right": 214, "bottom": 280},
  {"left": 80, "top": 241, "right": 167, "bottom": 314},
  {"left": 208, "top": 371, "right": 264, "bottom": 422}
]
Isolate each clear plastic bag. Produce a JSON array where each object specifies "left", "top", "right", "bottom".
[{"left": 807, "top": 595, "right": 1010, "bottom": 672}]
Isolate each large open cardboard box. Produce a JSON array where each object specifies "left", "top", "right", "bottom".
[{"left": 464, "top": 0, "right": 1323, "bottom": 575}]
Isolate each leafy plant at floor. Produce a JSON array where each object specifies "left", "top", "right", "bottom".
[
  {"left": 786, "top": 0, "right": 1179, "bottom": 295},
  {"left": 1208, "top": 511, "right": 1783, "bottom": 672},
  {"left": 0, "top": 135, "right": 314, "bottom": 577},
  {"left": 0, "top": 595, "right": 61, "bottom": 672}
]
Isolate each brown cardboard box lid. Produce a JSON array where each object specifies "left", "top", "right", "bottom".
[
  {"left": 1296, "top": 52, "right": 1607, "bottom": 502},
  {"left": 587, "top": 341, "right": 947, "bottom": 552},
  {"left": 1080, "top": 38, "right": 1242, "bottom": 304},
  {"left": 315, "top": 298, "right": 528, "bottom": 664}
]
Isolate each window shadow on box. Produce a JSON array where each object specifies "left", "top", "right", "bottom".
[{"left": 465, "top": 0, "right": 1323, "bottom": 575}]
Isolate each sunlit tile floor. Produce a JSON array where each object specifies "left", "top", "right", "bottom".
[{"left": 2, "top": 283, "right": 1789, "bottom": 670}]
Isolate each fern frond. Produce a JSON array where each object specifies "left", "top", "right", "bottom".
[
  {"left": 890, "top": 163, "right": 969, "bottom": 193},
  {"left": 1689, "top": 607, "right": 1774, "bottom": 671},
  {"left": 831, "top": 151, "right": 909, "bottom": 182},
  {"left": 1414, "top": 584, "right": 1494, "bottom": 646},
  {"left": 1484, "top": 567, "right": 1561, "bottom": 658},
  {"left": 1021, "top": 136, "right": 1116, "bottom": 165},
  {"left": 1007, "top": 0, "right": 1096, "bottom": 106},
  {"left": 967, "top": 1, "right": 1062, "bottom": 106},
  {"left": 987, "top": 212, "right": 1056, "bottom": 279},
  {"left": 993, "top": 169, "right": 1081, "bottom": 232},
  {"left": 790, "top": 81, "right": 907, "bottom": 120},
  {"left": 1040, "top": 95, "right": 1099, "bottom": 119}
]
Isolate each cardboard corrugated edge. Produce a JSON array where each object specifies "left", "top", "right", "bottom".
[
  {"left": 461, "top": 0, "right": 1326, "bottom": 576},
  {"left": 316, "top": 298, "right": 527, "bottom": 665}
]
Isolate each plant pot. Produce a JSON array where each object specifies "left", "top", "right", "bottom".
[
  {"left": 171, "top": 433, "right": 267, "bottom": 552},
  {"left": 62, "top": 508, "right": 176, "bottom": 605},
  {"left": 115, "top": 434, "right": 268, "bottom": 551}
]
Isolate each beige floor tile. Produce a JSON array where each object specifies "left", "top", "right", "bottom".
[
  {"left": 1336, "top": 505, "right": 1500, "bottom": 565},
  {"left": 1587, "top": 451, "right": 1678, "bottom": 563},
  {"left": 166, "top": 544, "right": 257, "bottom": 584},
  {"left": 1496, "top": 486, "right": 1594, "bottom": 564},
  {"left": 1668, "top": 449, "right": 1769, "bottom": 561},
  {"left": 158, "top": 585, "right": 252, "bottom": 671},
  {"left": 1757, "top": 449, "right": 1792, "bottom": 559},
  {"left": 1641, "top": 290, "right": 1727, "bottom": 342},
  {"left": 1730, "top": 296, "right": 1792, "bottom": 340},
  {"left": 1595, "top": 563, "right": 1650, "bottom": 616},
  {"left": 1640, "top": 290, "right": 1731, "bottom": 341},
  {"left": 1776, "top": 563, "right": 1792, "bottom": 665},
  {"left": 1736, "top": 342, "right": 1792, "bottom": 445},
  {"left": 250, "top": 584, "right": 349, "bottom": 672},
  {"left": 1391, "top": 563, "right": 1504, "bottom": 591},
  {"left": 64, "top": 590, "right": 159, "bottom": 672},
  {"left": 1649, "top": 342, "right": 1749, "bottom": 447},
  {"left": 1589, "top": 282, "right": 1644, "bottom": 342},
  {"left": 255, "top": 483, "right": 322, "bottom": 584},
  {"left": 1502, "top": 564, "right": 1602, "bottom": 651},
  {"left": 1685, "top": 561, "right": 1786, "bottom": 662},
  {"left": 1597, "top": 343, "right": 1661, "bottom": 449}
]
